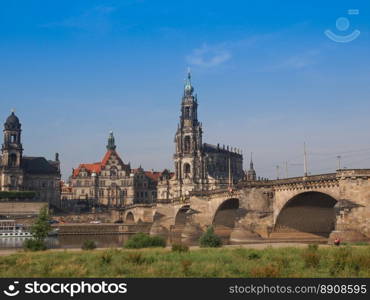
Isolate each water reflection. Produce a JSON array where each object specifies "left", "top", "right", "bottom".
[
  {"left": 0, "top": 234, "right": 135, "bottom": 249},
  {"left": 56, "top": 234, "right": 134, "bottom": 249},
  {"left": 0, "top": 228, "right": 231, "bottom": 249}
]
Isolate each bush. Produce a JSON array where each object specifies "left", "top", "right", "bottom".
[
  {"left": 0, "top": 191, "right": 36, "bottom": 199},
  {"left": 23, "top": 239, "right": 47, "bottom": 251},
  {"left": 181, "top": 260, "right": 192, "bottom": 275},
  {"left": 199, "top": 226, "right": 222, "bottom": 248},
  {"left": 248, "top": 251, "right": 261, "bottom": 260},
  {"left": 81, "top": 240, "right": 97, "bottom": 250},
  {"left": 308, "top": 244, "right": 319, "bottom": 252},
  {"left": 124, "top": 233, "right": 166, "bottom": 249},
  {"left": 100, "top": 251, "right": 112, "bottom": 264},
  {"left": 302, "top": 244, "right": 321, "bottom": 268},
  {"left": 172, "top": 243, "right": 189, "bottom": 253},
  {"left": 302, "top": 252, "right": 321, "bottom": 268},
  {"left": 250, "top": 264, "right": 280, "bottom": 277},
  {"left": 126, "top": 253, "right": 146, "bottom": 265},
  {"left": 329, "top": 247, "right": 352, "bottom": 275},
  {"left": 276, "top": 256, "right": 290, "bottom": 269}
]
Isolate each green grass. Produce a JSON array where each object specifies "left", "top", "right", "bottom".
[
  {"left": 124, "top": 233, "right": 166, "bottom": 249},
  {"left": 0, "top": 245, "right": 369, "bottom": 278}
]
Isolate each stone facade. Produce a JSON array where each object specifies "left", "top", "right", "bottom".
[
  {"left": 157, "top": 72, "right": 244, "bottom": 201},
  {"left": 68, "top": 132, "right": 161, "bottom": 207},
  {"left": 0, "top": 111, "right": 61, "bottom": 207}
]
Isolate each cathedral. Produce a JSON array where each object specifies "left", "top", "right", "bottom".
[
  {"left": 0, "top": 111, "right": 61, "bottom": 207},
  {"left": 157, "top": 72, "right": 244, "bottom": 201},
  {"left": 70, "top": 132, "right": 161, "bottom": 207}
]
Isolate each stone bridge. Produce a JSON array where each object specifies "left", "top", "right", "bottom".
[{"left": 116, "top": 169, "right": 370, "bottom": 244}]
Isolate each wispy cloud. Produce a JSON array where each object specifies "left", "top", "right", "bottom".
[
  {"left": 260, "top": 49, "right": 321, "bottom": 72},
  {"left": 186, "top": 44, "right": 232, "bottom": 68},
  {"left": 185, "top": 32, "right": 281, "bottom": 69},
  {"left": 278, "top": 50, "right": 320, "bottom": 70},
  {"left": 40, "top": 5, "right": 117, "bottom": 32}
]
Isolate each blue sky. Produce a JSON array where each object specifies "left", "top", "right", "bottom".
[{"left": 1, "top": 0, "right": 370, "bottom": 179}]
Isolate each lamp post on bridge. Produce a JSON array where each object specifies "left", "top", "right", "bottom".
[
  {"left": 337, "top": 155, "right": 342, "bottom": 170},
  {"left": 303, "top": 142, "right": 308, "bottom": 177}
]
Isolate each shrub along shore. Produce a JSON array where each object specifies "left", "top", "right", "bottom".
[{"left": 0, "top": 244, "right": 369, "bottom": 278}]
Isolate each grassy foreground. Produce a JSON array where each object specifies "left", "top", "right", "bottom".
[{"left": 0, "top": 245, "right": 369, "bottom": 278}]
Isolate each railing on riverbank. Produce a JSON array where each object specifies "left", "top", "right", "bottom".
[{"left": 56, "top": 223, "right": 151, "bottom": 235}]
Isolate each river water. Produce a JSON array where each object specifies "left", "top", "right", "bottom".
[
  {"left": 0, "top": 234, "right": 135, "bottom": 249},
  {"left": 0, "top": 233, "right": 229, "bottom": 249},
  {"left": 0, "top": 234, "right": 207, "bottom": 249}
]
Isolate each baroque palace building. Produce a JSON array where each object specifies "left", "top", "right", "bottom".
[
  {"left": 157, "top": 72, "right": 244, "bottom": 201},
  {"left": 70, "top": 132, "right": 161, "bottom": 207},
  {"left": 0, "top": 111, "right": 61, "bottom": 207}
]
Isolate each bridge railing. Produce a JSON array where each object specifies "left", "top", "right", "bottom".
[
  {"left": 188, "top": 188, "right": 232, "bottom": 197},
  {"left": 156, "top": 196, "right": 191, "bottom": 204},
  {"left": 238, "top": 173, "right": 338, "bottom": 188},
  {"left": 111, "top": 203, "right": 157, "bottom": 211}
]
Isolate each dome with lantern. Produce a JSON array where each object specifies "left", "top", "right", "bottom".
[{"left": 4, "top": 111, "right": 21, "bottom": 130}]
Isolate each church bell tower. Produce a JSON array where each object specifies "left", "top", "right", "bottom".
[
  {"left": 173, "top": 71, "right": 205, "bottom": 196},
  {"left": 1, "top": 111, "right": 24, "bottom": 190}
]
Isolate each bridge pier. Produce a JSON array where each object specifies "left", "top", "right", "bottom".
[{"left": 229, "top": 221, "right": 263, "bottom": 244}]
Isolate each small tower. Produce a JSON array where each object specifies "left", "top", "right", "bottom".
[
  {"left": 247, "top": 152, "right": 257, "bottom": 181},
  {"left": 2, "top": 111, "right": 23, "bottom": 168},
  {"left": 1, "top": 110, "right": 24, "bottom": 190},
  {"left": 107, "top": 131, "right": 116, "bottom": 150}
]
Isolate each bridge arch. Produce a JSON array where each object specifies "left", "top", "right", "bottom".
[
  {"left": 212, "top": 198, "right": 239, "bottom": 227},
  {"left": 125, "top": 211, "right": 135, "bottom": 224},
  {"left": 274, "top": 191, "right": 337, "bottom": 238},
  {"left": 175, "top": 205, "right": 191, "bottom": 226}
]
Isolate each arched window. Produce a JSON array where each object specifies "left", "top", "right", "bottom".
[
  {"left": 9, "top": 154, "right": 17, "bottom": 167},
  {"left": 184, "top": 163, "right": 191, "bottom": 178},
  {"left": 184, "top": 136, "right": 191, "bottom": 153},
  {"left": 184, "top": 107, "right": 190, "bottom": 119},
  {"left": 11, "top": 134, "right": 17, "bottom": 143},
  {"left": 10, "top": 176, "right": 17, "bottom": 187},
  {"left": 110, "top": 166, "right": 117, "bottom": 177}
]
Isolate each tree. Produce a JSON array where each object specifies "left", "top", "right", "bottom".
[
  {"left": 24, "top": 206, "right": 52, "bottom": 251},
  {"left": 31, "top": 205, "right": 51, "bottom": 241}
]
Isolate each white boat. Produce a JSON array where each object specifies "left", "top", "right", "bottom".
[{"left": 0, "top": 220, "right": 33, "bottom": 237}]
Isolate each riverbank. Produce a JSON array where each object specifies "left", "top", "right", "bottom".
[
  {"left": 0, "top": 242, "right": 314, "bottom": 256},
  {"left": 0, "top": 244, "right": 369, "bottom": 277}
]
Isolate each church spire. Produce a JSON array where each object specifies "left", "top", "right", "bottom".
[
  {"left": 106, "top": 131, "right": 116, "bottom": 150},
  {"left": 247, "top": 152, "right": 256, "bottom": 181},
  {"left": 250, "top": 152, "right": 254, "bottom": 170},
  {"left": 184, "top": 68, "right": 194, "bottom": 96}
]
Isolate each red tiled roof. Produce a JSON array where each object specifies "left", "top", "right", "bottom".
[
  {"left": 72, "top": 150, "right": 125, "bottom": 177},
  {"left": 130, "top": 169, "right": 169, "bottom": 182},
  {"left": 101, "top": 150, "right": 124, "bottom": 166},
  {"left": 73, "top": 162, "right": 102, "bottom": 177},
  {"left": 145, "top": 171, "right": 162, "bottom": 182}
]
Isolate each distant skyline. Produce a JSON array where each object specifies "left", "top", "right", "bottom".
[{"left": 1, "top": 0, "right": 370, "bottom": 180}]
